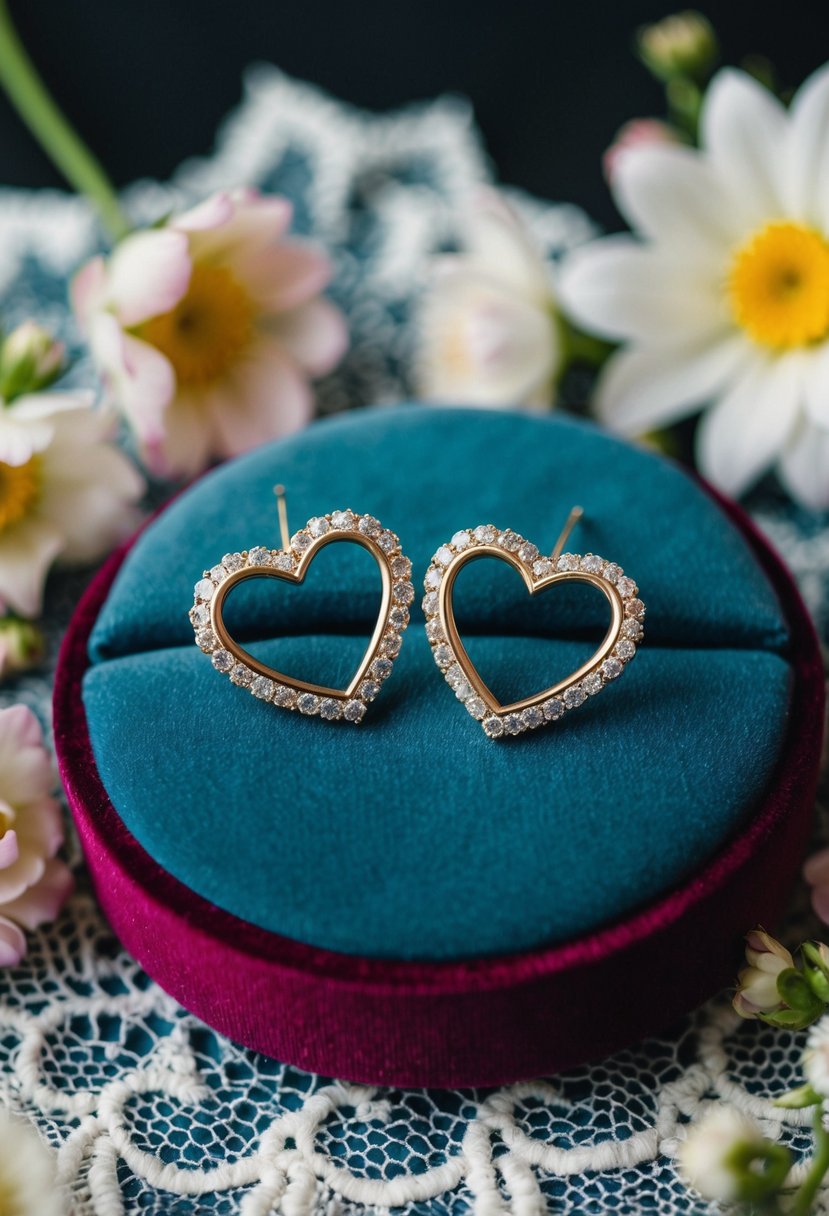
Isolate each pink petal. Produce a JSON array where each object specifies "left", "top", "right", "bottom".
[
  {"left": 208, "top": 342, "right": 313, "bottom": 459},
  {"left": 178, "top": 191, "right": 294, "bottom": 262},
  {"left": 0, "top": 858, "right": 74, "bottom": 930},
  {"left": 13, "top": 798, "right": 64, "bottom": 859},
  {"left": 173, "top": 191, "right": 236, "bottom": 233},
  {"left": 0, "top": 828, "right": 19, "bottom": 869},
  {"left": 107, "top": 229, "right": 192, "bottom": 327},
  {"left": 0, "top": 915, "right": 26, "bottom": 966},
  {"left": 70, "top": 256, "right": 107, "bottom": 333},
  {"left": 0, "top": 847, "right": 44, "bottom": 905},
  {"left": 151, "top": 390, "right": 215, "bottom": 480},
  {"left": 0, "top": 517, "right": 64, "bottom": 617},
  {"left": 805, "top": 848, "right": 829, "bottom": 887},
  {"left": 813, "top": 885, "right": 829, "bottom": 927},
  {"left": 234, "top": 241, "right": 332, "bottom": 313},
  {"left": 271, "top": 299, "right": 348, "bottom": 376},
  {"left": 90, "top": 315, "right": 175, "bottom": 450}
]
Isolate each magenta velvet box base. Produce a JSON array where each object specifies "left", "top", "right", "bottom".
[{"left": 54, "top": 488, "right": 823, "bottom": 1088}]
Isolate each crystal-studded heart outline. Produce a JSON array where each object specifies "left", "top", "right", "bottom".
[
  {"left": 422, "top": 525, "right": 645, "bottom": 738},
  {"left": 190, "top": 510, "right": 414, "bottom": 723}
]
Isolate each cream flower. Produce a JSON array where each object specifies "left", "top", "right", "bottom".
[
  {"left": 0, "top": 1110, "right": 67, "bottom": 1215},
  {"left": 0, "top": 392, "right": 143, "bottom": 618},
  {"left": 0, "top": 706, "right": 73, "bottom": 967},
  {"left": 803, "top": 1015, "right": 829, "bottom": 1098},
  {"left": 415, "top": 190, "right": 561, "bottom": 408},
  {"left": 733, "top": 929, "right": 794, "bottom": 1018},
  {"left": 559, "top": 64, "right": 829, "bottom": 509},
  {"left": 72, "top": 187, "right": 348, "bottom": 478},
  {"left": 677, "top": 1106, "right": 772, "bottom": 1203}
]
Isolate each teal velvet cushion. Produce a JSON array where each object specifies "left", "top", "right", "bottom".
[{"left": 83, "top": 406, "right": 792, "bottom": 961}]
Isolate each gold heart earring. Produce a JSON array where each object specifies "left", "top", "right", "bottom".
[
  {"left": 423, "top": 507, "right": 645, "bottom": 739},
  {"left": 191, "top": 487, "right": 413, "bottom": 723}
]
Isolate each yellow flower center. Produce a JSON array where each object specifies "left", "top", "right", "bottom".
[
  {"left": 728, "top": 221, "right": 829, "bottom": 349},
  {"left": 0, "top": 455, "right": 40, "bottom": 533},
  {"left": 140, "top": 263, "right": 255, "bottom": 386}
]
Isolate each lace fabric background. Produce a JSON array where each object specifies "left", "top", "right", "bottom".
[{"left": 0, "top": 68, "right": 827, "bottom": 1215}]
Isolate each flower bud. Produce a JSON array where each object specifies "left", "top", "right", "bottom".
[
  {"left": 0, "top": 617, "right": 45, "bottom": 680},
  {"left": 0, "top": 321, "right": 65, "bottom": 401},
  {"left": 636, "top": 10, "right": 718, "bottom": 84},
  {"left": 733, "top": 929, "right": 794, "bottom": 1018},
  {"left": 677, "top": 1106, "right": 790, "bottom": 1204}
]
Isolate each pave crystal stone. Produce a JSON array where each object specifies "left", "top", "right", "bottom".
[
  {"left": 533, "top": 558, "right": 553, "bottom": 577},
  {"left": 504, "top": 713, "right": 523, "bottom": 735},
  {"left": 474, "top": 524, "right": 497, "bottom": 544},
  {"left": 291, "top": 530, "right": 312, "bottom": 553},
  {"left": 602, "top": 562, "right": 622, "bottom": 584},
  {"left": 580, "top": 554, "right": 603, "bottom": 573},
  {"left": 615, "top": 639, "right": 637, "bottom": 661},
  {"left": 422, "top": 592, "right": 439, "bottom": 616},
  {"left": 230, "top": 664, "right": 253, "bottom": 686},
  {"left": 543, "top": 697, "right": 565, "bottom": 721},
  {"left": 371, "top": 658, "right": 393, "bottom": 681},
  {"left": 425, "top": 567, "right": 442, "bottom": 590},
  {"left": 251, "top": 676, "right": 274, "bottom": 700},
  {"left": 556, "top": 553, "right": 580, "bottom": 572},
  {"left": 425, "top": 618, "right": 444, "bottom": 642},
  {"left": 297, "top": 693, "right": 321, "bottom": 714},
  {"left": 248, "top": 547, "right": 269, "bottom": 565},
  {"left": 196, "top": 628, "right": 217, "bottom": 651},
  {"left": 391, "top": 555, "right": 411, "bottom": 578},
  {"left": 319, "top": 698, "right": 342, "bottom": 720},
  {"left": 626, "top": 598, "right": 646, "bottom": 619},
  {"left": 308, "top": 516, "right": 330, "bottom": 538},
  {"left": 563, "top": 686, "right": 588, "bottom": 709},
  {"left": 210, "top": 564, "right": 225, "bottom": 583},
  {"left": 382, "top": 633, "right": 402, "bottom": 658},
  {"left": 616, "top": 577, "right": 637, "bottom": 598},
  {"left": 622, "top": 618, "right": 644, "bottom": 640},
  {"left": 466, "top": 696, "right": 487, "bottom": 719},
  {"left": 483, "top": 715, "right": 505, "bottom": 738},
  {"left": 393, "top": 581, "right": 414, "bottom": 604},
  {"left": 331, "top": 510, "right": 355, "bottom": 530},
  {"left": 272, "top": 553, "right": 294, "bottom": 571},
  {"left": 453, "top": 679, "right": 473, "bottom": 702},
  {"left": 359, "top": 680, "right": 381, "bottom": 701},
  {"left": 601, "top": 657, "right": 624, "bottom": 680},
  {"left": 522, "top": 706, "right": 544, "bottom": 729},
  {"left": 435, "top": 546, "right": 454, "bottom": 566},
  {"left": 195, "top": 578, "right": 215, "bottom": 601},
  {"left": 343, "top": 699, "right": 366, "bottom": 722},
  {"left": 389, "top": 606, "right": 410, "bottom": 630},
  {"left": 433, "top": 644, "right": 453, "bottom": 668},
  {"left": 519, "top": 541, "right": 539, "bottom": 564},
  {"left": 211, "top": 649, "right": 233, "bottom": 672},
  {"left": 451, "top": 530, "right": 471, "bottom": 549},
  {"left": 498, "top": 530, "right": 521, "bottom": 551},
  {"left": 445, "top": 664, "right": 466, "bottom": 689},
  {"left": 191, "top": 604, "right": 210, "bottom": 628},
  {"left": 378, "top": 531, "right": 396, "bottom": 553},
  {"left": 582, "top": 671, "right": 604, "bottom": 695},
  {"left": 358, "top": 515, "right": 381, "bottom": 538},
  {"left": 222, "top": 552, "right": 244, "bottom": 572},
  {"left": 273, "top": 685, "right": 297, "bottom": 708}
]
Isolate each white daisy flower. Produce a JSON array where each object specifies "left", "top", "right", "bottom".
[
  {"left": 804, "top": 1015, "right": 829, "bottom": 1097},
  {"left": 677, "top": 1105, "right": 788, "bottom": 1204},
  {"left": 559, "top": 63, "right": 829, "bottom": 509}
]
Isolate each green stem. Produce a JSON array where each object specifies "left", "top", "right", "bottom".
[
  {"left": 791, "top": 1107, "right": 829, "bottom": 1216},
  {"left": 0, "top": 0, "right": 129, "bottom": 241}
]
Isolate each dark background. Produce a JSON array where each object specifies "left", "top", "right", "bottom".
[{"left": 2, "top": 2, "right": 828, "bottom": 230}]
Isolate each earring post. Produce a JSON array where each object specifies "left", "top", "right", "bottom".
[
  {"left": 550, "top": 505, "right": 584, "bottom": 561},
  {"left": 274, "top": 484, "right": 290, "bottom": 550}
]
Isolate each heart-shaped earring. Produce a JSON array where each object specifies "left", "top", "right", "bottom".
[
  {"left": 191, "top": 487, "right": 413, "bottom": 723},
  {"left": 423, "top": 506, "right": 645, "bottom": 738}
]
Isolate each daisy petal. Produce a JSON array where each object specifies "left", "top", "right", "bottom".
[
  {"left": 779, "top": 416, "right": 829, "bottom": 511},
  {"left": 803, "top": 342, "right": 829, "bottom": 427},
  {"left": 107, "top": 229, "right": 191, "bottom": 327},
  {"left": 0, "top": 915, "right": 26, "bottom": 966},
  {"left": 595, "top": 334, "right": 751, "bottom": 433},
  {"left": 696, "top": 355, "right": 802, "bottom": 496},
  {"left": 701, "top": 69, "right": 787, "bottom": 222},
  {"left": 785, "top": 62, "right": 829, "bottom": 227},
  {"left": 0, "top": 858, "right": 74, "bottom": 930},
  {"left": 0, "top": 519, "right": 63, "bottom": 617},
  {"left": 271, "top": 298, "right": 348, "bottom": 376}
]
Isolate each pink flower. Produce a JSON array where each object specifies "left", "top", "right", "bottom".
[
  {"left": 72, "top": 188, "right": 348, "bottom": 478},
  {"left": 602, "top": 119, "right": 680, "bottom": 185},
  {"left": 0, "top": 705, "right": 73, "bottom": 966},
  {"left": 804, "top": 849, "right": 829, "bottom": 924}
]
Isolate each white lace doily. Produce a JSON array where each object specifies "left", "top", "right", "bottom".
[{"left": 0, "top": 67, "right": 827, "bottom": 1215}]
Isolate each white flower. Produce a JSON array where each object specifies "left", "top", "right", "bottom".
[
  {"left": 415, "top": 189, "right": 561, "bottom": 409},
  {"left": 804, "top": 1015, "right": 829, "bottom": 1097},
  {"left": 0, "top": 1110, "right": 66, "bottom": 1215},
  {"left": 559, "top": 63, "right": 829, "bottom": 510},
  {"left": 0, "top": 392, "right": 143, "bottom": 617},
  {"left": 677, "top": 1106, "right": 778, "bottom": 1203},
  {"left": 733, "top": 929, "right": 794, "bottom": 1018}
]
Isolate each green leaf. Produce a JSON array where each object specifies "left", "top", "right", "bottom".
[
  {"left": 805, "top": 966, "right": 829, "bottom": 1003},
  {"left": 777, "top": 967, "right": 826, "bottom": 1018},
  {"left": 774, "top": 1083, "right": 823, "bottom": 1109},
  {"left": 759, "top": 1007, "right": 824, "bottom": 1030}
]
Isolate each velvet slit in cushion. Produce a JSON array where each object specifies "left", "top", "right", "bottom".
[{"left": 82, "top": 406, "right": 793, "bottom": 963}]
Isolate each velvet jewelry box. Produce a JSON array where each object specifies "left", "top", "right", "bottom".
[{"left": 54, "top": 406, "right": 824, "bottom": 1086}]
